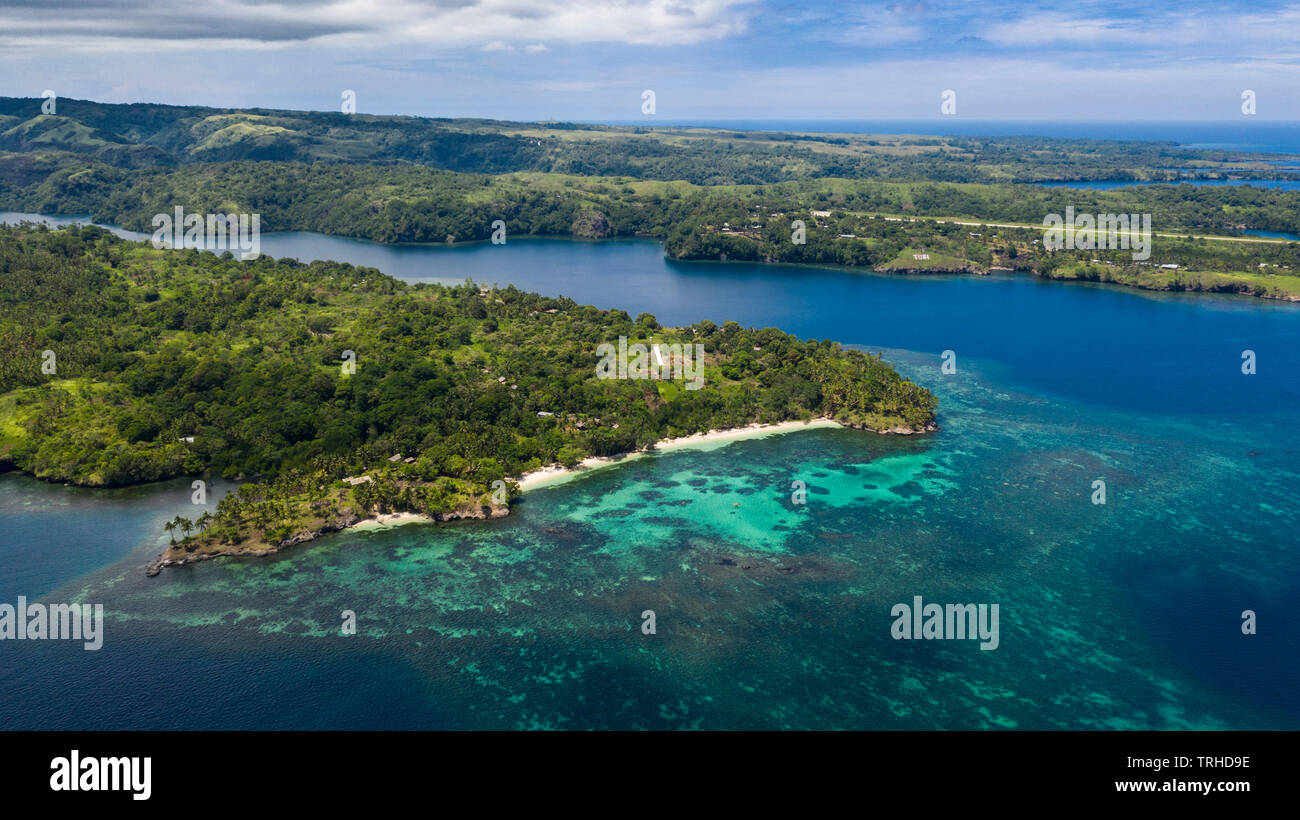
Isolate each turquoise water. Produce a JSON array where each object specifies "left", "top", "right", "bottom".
[
  {"left": 3, "top": 352, "right": 1295, "bottom": 729},
  {"left": 1, "top": 215, "right": 1298, "bottom": 729}
]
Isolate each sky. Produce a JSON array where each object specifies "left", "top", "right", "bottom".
[{"left": 1, "top": 0, "right": 1299, "bottom": 121}]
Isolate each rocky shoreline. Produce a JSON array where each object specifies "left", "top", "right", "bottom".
[
  {"left": 144, "top": 416, "right": 934, "bottom": 575},
  {"left": 145, "top": 503, "right": 508, "bottom": 576},
  {"left": 843, "top": 419, "right": 941, "bottom": 435}
]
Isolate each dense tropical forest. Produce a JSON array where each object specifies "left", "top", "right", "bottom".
[
  {"left": 0, "top": 224, "right": 936, "bottom": 567},
  {"left": 2, "top": 97, "right": 1299, "bottom": 301},
  {"left": 5, "top": 156, "right": 1300, "bottom": 240},
  {"left": 4, "top": 155, "right": 1297, "bottom": 299},
  {"left": 1, "top": 97, "right": 1297, "bottom": 569}
]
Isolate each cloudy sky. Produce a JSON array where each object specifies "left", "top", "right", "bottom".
[{"left": 2, "top": 0, "right": 1299, "bottom": 120}]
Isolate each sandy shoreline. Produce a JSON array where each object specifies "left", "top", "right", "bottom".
[
  {"left": 349, "top": 511, "right": 433, "bottom": 530},
  {"left": 516, "top": 419, "right": 842, "bottom": 492},
  {"left": 145, "top": 419, "right": 849, "bottom": 574}
]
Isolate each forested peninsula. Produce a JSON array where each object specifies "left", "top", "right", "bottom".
[{"left": 0, "top": 225, "right": 937, "bottom": 572}]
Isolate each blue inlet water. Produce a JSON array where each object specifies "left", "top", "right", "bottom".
[
  {"left": 7, "top": 215, "right": 1293, "bottom": 416},
  {"left": 244, "top": 234, "right": 1300, "bottom": 417},
  {"left": 1, "top": 216, "right": 1298, "bottom": 729}
]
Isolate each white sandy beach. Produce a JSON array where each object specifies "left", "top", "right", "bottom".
[
  {"left": 516, "top": 419, "right": 842, "bottom": 492},
  {"left": 350, "top": 511, "right": 433, "bottom": 530}
]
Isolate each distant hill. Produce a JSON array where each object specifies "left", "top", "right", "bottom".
[
  {"left": 0, "top": 97, "right": 550, "bottom": 172},
  {"left": 0, "top": 96, "right": 1283, "bottom": 184}
]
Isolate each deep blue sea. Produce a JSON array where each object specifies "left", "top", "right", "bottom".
[
  {"left": 597, "top": 120, "right": 1300, "bottom": 155},
  {"left": 2, "top": 207, "right": 1299, "bottom": 729}
]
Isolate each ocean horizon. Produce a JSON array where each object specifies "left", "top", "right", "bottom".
[{"left": 592, "top": 119, "right": 1300, "bottom": 155}]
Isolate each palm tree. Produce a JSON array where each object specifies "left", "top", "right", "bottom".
[
  {"left": 164, "top": 518, "right": 177, "bottom": 544},
  {"left": 179, "top": 517, "right": 194, "bottom": 539}
]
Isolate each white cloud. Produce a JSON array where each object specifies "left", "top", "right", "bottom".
[
  {"left": 0, "top": 0, "right": 757, "bottom": 52},
  {"left": 982, "top": 6, "right": 1300, "bottom": 51},
  {"left": 532, "top": 79, "right": 628, "bottom": 92},
  {"left": 811, "top": 6, "right": 927, "bottom": 47},
  {"left": 614, "top": 55, "right": 1300, "bottom": 119}
]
